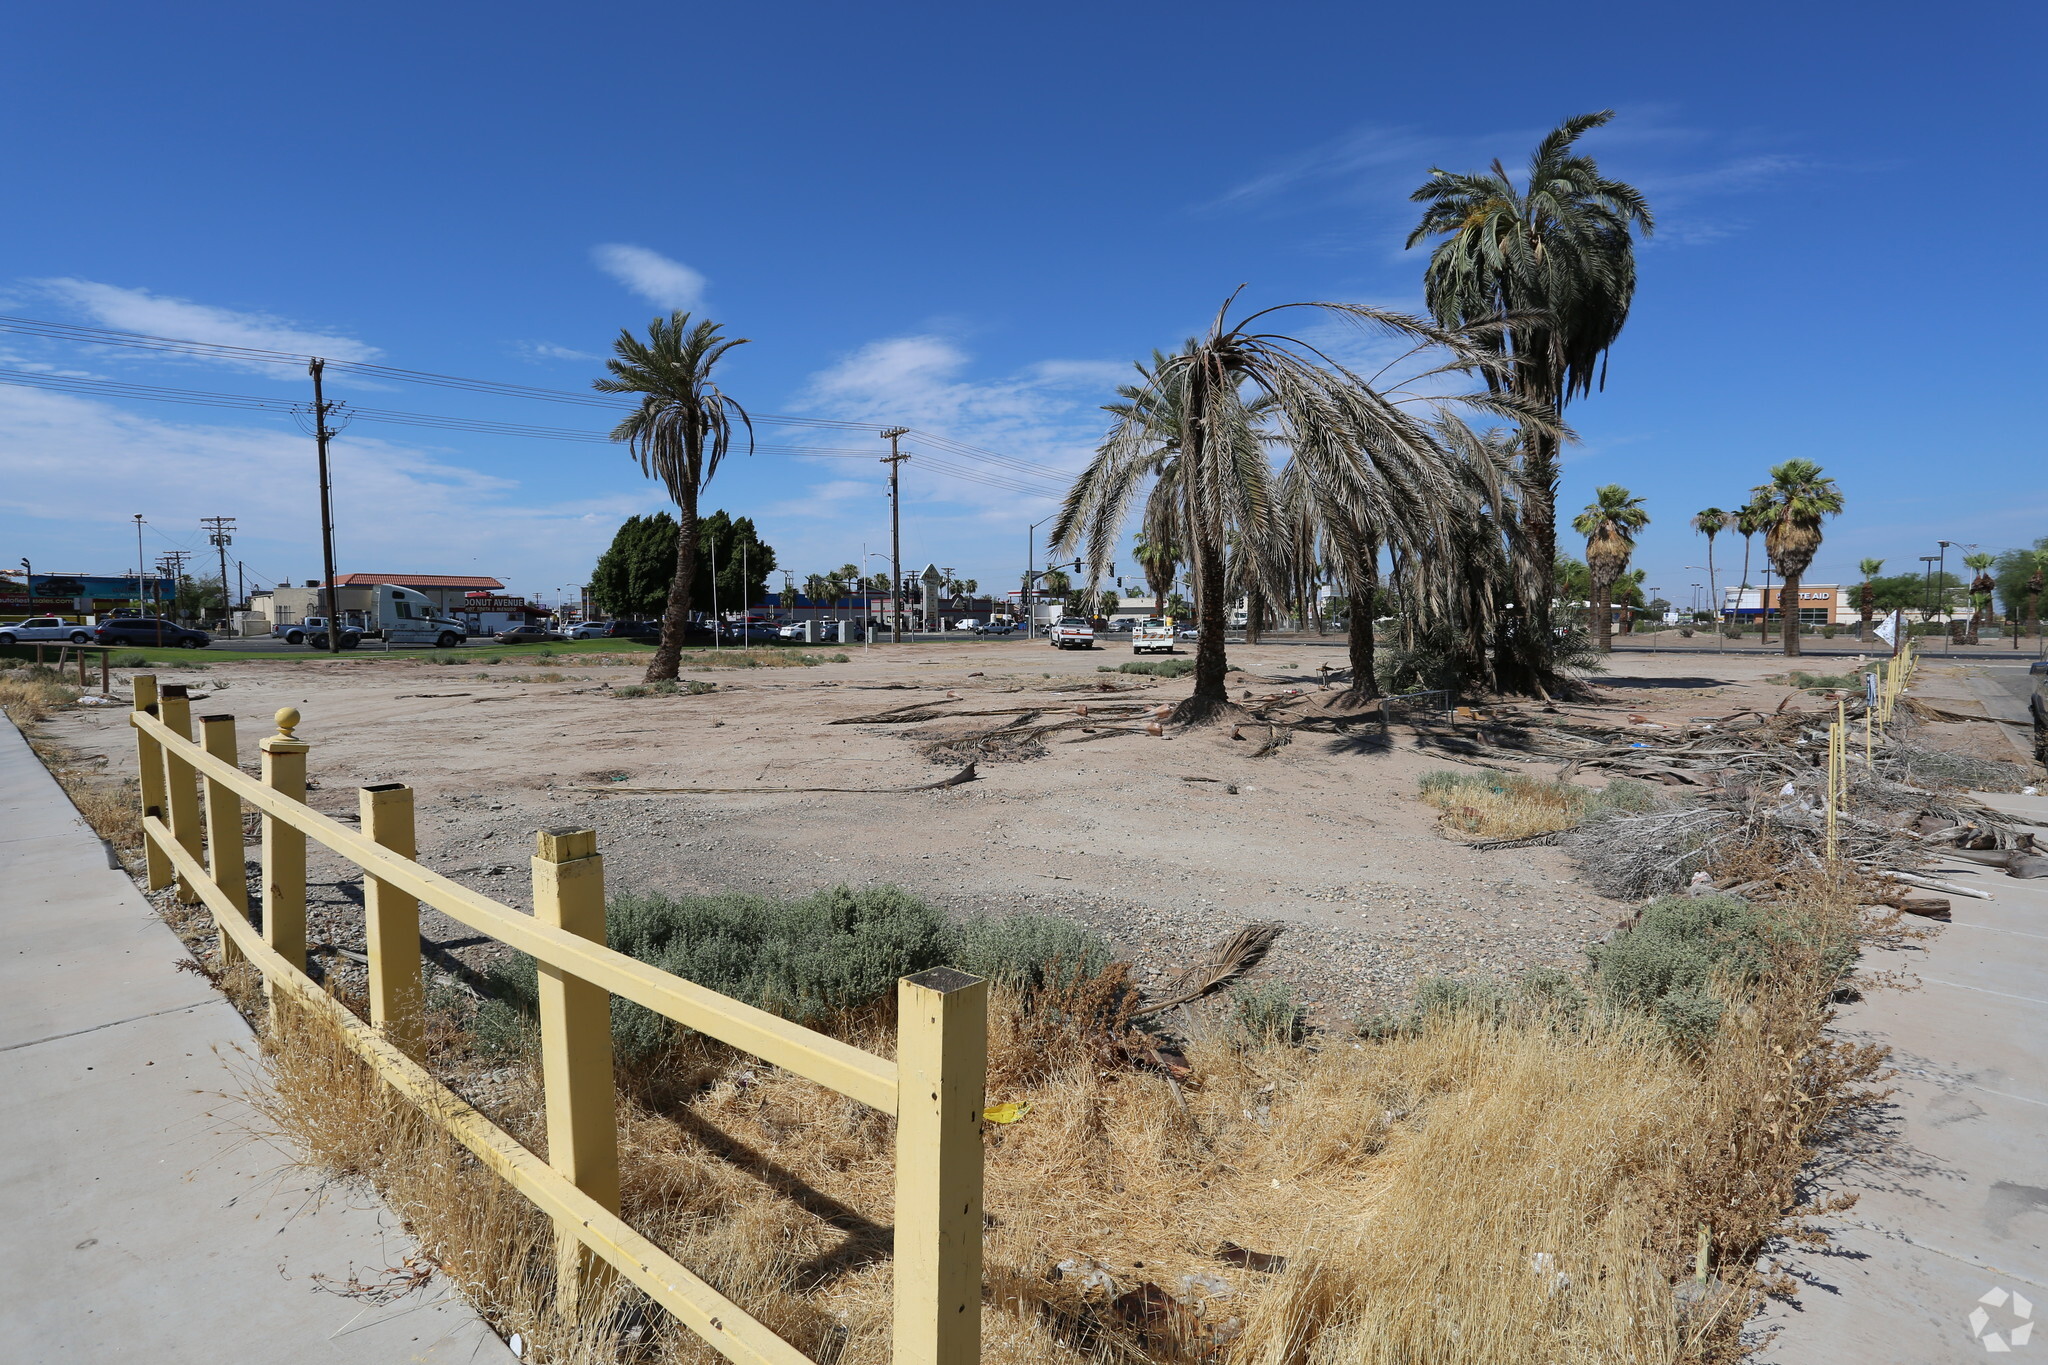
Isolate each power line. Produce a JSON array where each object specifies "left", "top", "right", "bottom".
[{"left": 0, "top": 313, "right": 1077, "bottom": 486}]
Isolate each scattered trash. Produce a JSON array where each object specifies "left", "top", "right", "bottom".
[
  {"left": 1178, "top": 1271, "right": 1233, "bottom": 1300},
  {"left": 983, "top": 1101, "right": 1030, "bottom": 1124},
  {"left": 508, "top": 1332, "right": 525, "bottom": 1359},
  {"left": 1052, "top": 1256, "right": 1115, "bottom": 1293}
]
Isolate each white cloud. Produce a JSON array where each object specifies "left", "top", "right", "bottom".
[
  {"left": 591, "top": 244, "right": 707, "bottom": 312},
  {"left": 31, "top": 278, "right": 379, "bottom": 368},
  {"left": 0, "top": 385, "right": 633, "bottom": 593},
  {"left": 514, "top": 340, "right": 602, "bottom": 363}
]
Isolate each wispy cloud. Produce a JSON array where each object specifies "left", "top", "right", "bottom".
[
  {"left": 0, "top": 385, "right": 633, "bottom": 592},
  {"left": 514, "top": 340, "right": 601, "bottom": 363},
  {"left": 30, "top": 278, "right": 380, "bottom": 367},
  {"left": 591, "top": 244, "right": 707, "bottom": 312}
]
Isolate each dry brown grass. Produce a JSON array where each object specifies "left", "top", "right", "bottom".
[
  {"left": 1419, "top": 769, "right": 1655, "bottom": 842},
  {"left": 220, "top": 874, "right": 1883, "bottom": 1365},
  {"left": 0, "top": 668, "right": 80, "bottom": 723}
]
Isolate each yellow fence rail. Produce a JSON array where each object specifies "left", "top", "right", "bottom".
[{"left": 128, "top": 677, "right": 986, "bottom": 1365}]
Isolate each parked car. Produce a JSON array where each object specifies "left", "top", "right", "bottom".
[
  {"left": 0, "top": 616, "right": 98, "bottom": 646},
  {"left": 1049, "top": 616, "right": 1095, "bottom": 650},
  {"left": 570, "top": 621, "right": 612, "bottom": 639},
  {"left": 602, "top": 619, "right": 661, "bottom": 641},
  {"left": 91, "top": 618, "right": 212, "bottom": 649},
  {"left": 1177, "top": 626, "right": 1200, "bottom": 640},
  {"left": 971, "top": 621, "right": 1017, "bottom": 636},
  {"left": 495, "top": 624, "right": 567, "bottom": 644}
]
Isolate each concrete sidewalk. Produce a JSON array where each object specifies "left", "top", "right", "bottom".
[
  {"left": 1757, "top": 778, "right": 2047, "bottom": 1358},
  {"left": 0, "top": 714, "right": 512, "bottom": 1363}
]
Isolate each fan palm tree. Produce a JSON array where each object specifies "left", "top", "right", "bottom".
[
  {"left": 1133, "top": 533, "right": 1179, "bottom": 616},
  {"left": 1408, "top": 111, "right": 1653, "bottom": 681},
  {"left": 1857, "top": 558, "right": 1885, "bottom": 640},
  {"left": 1733, "top": 494, "right": 1773, "bottom": 636},
  {"left": 1055, "top": 297, "right": 1532, "bottom": 715},
  {"left": 594, "top": 313, "right": 752, "bottom": 681},
  {"left": 1572, "top": 485, "right": 1649, "bottom": 653},
  {"left": 1691, "top": 507, "right": 1731, "bottom": 626},
  {"left": 1753, "top": 460, "right": 1845, "bottom": 657},
  {"left": 1963, "top": 552, "right": 1997, "bottom": 643}
]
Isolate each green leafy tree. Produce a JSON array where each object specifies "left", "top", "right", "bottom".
[
  {"left": 589, "top": 513, "right": 681, "bottom": 619},
  {"left": 692, "top": 511, "right": 776, "bottom": 614},
  {"left": 1572, "top": 485, "right": 1649, "bottom": 653},
  {"left": 1408, "top": 112, "right": 1653, "bottom": 684},
  {"left": 595, "top": 312, "right": 752, "bottom": 681},
  {"left": 1133, "top": 531, "right": 1180, "bottom": 615},
  {"left": 1992, "top": 538, "right": 2048, "bottom": 631},
  {"left": 1752, "top": 460, "right": 1845, "bottom": 656}
]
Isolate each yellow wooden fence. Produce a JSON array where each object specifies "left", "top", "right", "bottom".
[{"left": 128, "top": 677, "right": 986, "bottom": 1365}]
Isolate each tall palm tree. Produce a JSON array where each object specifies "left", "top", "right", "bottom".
[
  {"left": 1754, "top": 460, "right": 1845, "bottom": 657},
  {"left": 1963, "top": 552, "right": 1996, "bottom": 643},
  {"left": 1571, "top": 485, "right": 1649, "bottom": 653},
  {"left": 1691, "top": 507, "right": 1731, "bottom": 627},
  {"left": 1055, "top": 297, "right": 1531, "bottom": 715},
  {"left": 1408, "top": 111, "right": 1653, "bottom": 684},
  {"left": 1133, "top": 532, "right": 1179, "bottom": 617},
  {"left": 1857, "top": 557, "right": 1885, "bottom": 640},
  {"left": 594, "top": 313, "right": 752, "bottom": 681}
]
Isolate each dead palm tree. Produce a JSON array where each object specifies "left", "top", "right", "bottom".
[
  {"left": 594, "top": 313, "right": 752, "bottom": 681},
  {"left": 1055, "top": 296, "right": 1533, "bottom": 716},
  {"left": 1691, "top": 507, "right": 1731, "bottom": 627},
  {"left": 1857, "top": 557, "right": 1884, "bottom": 640},
  {"left": 1408, "top": 112, "right": 1653, "bottom": 685},
  {"left": 1754, "top": 460, "right": 1845, "bottom": 657},
  {"left": 1572, "top": 485, "right": 1649, "bottom": 654}
]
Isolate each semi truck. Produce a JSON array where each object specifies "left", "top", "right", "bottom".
[{"left": 283, "top": 586, "right": 467, "bottom": 650}]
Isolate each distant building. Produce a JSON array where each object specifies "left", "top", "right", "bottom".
[
  {"left": 250, "top": 574, "right": 514, "bottom": 633},
  {"left": 1720, "top": 584, "right": 1847, "bottom": 626}
]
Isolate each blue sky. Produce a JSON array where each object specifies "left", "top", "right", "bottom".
[{"left": 1, "top": 1, "right": 2040, "bottom": 610}]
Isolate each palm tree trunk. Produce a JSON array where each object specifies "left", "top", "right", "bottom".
[
  {"left": 1705, "top": 535, "right": 1718, "bottom": 631},
  {"left": 1343, "top": 538, "right": 1380, "bottom": 701},
  {"left": 1592, "top": 575, "right": 1613, "bottom": 654},
  {"left": 1859, "top": 582, "right": 1873, "bottom": 642},
  {"left": 1520, "top": 437, "right": 1559, "bottom": 674},
  {"left": 1245, "top": 585, "right": 1264, "bottom": 645},
  {"left": 1189, "top": 536, "right": 1230, "bottom": 707},
  {"left": 1780, "top": 569, "right": 1803, "bottom": 656},
  {"left": 648, "top": 494, "right": 698, "bottom": 681}
]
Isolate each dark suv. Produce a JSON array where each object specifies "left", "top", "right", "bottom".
[
  {"left": 93, "top": 618, "right": 212, "bottom": 649},
  {"left": 603, "top": 620, "right": 661, "bottom": 640}
]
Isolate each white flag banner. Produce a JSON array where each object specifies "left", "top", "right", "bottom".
[{"left": 1874, "top": 610, "right": 1902, "bottom": 647}]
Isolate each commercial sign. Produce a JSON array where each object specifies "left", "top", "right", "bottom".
[{"left": 1, "top": 574, "right": 170, "bottom": 604}]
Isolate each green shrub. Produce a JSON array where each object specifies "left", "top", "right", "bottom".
[
  {"left": 1230, "top": 979, "right": 1306, "bottom": 1045},
  {"left": 830, "top": 653, "right": 849, "bottom": 663},
  {"left": 1587, "top": 894, "right": 1769, "bottom": 1040},
  {"left": 107, "top": 652, "right": 153, "bottom": 668},
  {"left": 946, "top": 913, "right": 1111, "bottom": 992},
  {"left": 1117, "top": 658, "right": 1197, "bottom": 678},
  {"left": 476, "top": 892, "right": 1113, "bottom": 1064}
]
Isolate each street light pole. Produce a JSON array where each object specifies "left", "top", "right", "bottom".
[{"left": 1026, "top": 513, "right": 1057, "bottom": 639}]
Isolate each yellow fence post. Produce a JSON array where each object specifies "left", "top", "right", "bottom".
[
  {"left": 198, "top": 714, "right": 251, "bottom": 965},
  {"left": 893, "top": 967, "right": 987, "bottom": 1365},
  {"left": 533, "top": 827, "right": 620, "bottom": 1321},
  {"left": 131, "top": 675, "right": 172, "bottom": 892},
  {"left": 260, "top": 709, "right": 310, "bottom": 977},
  {"left": 157, "top": 685, "right": 204, "bottom": 904},
  {"left": 361, "top": 783, "right": 425, "bottom": 1056}
]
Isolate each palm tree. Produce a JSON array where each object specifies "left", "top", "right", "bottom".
[
  {"left": 1055, "top": 297, "right": 1531, "bottom": 715},
  {"left": 594, "top": 313, "right": 752, "bottom": 681},
  {"left": 1857, "top": 558, "right": 1884, "bottom": 640},
  {"left": 1963, "top": 552, "right": 1996, "bottom": 643},
  {"left": 1733, "top": 494, "right": 1773, "bottom": 637},
  {"left": 1571, "top": 485, "right": 1649, "bottom": 653},
  {"left": 1133, "top": 532, "right": 1179, "bottom": 617},
  {"left": 1408, "top": 111, "right": 1653, "bottom": 685},
  {"left": 1691, "top": 507, "right": 1731, "bottom": 628},
  {"left": 1753, "top": 460, "right": 1845, "bottom": 657}
]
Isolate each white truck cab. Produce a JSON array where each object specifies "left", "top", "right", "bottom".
[
  {"left": 1132, "top": 618, "right": 1175, "bottom": 654},
  {"left": 374, "top": 586, "right": 468, "bottom": 648}
]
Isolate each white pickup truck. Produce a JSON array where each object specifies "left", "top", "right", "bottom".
[
  {"left": 1049, "top": 616, "right": 1095, "bottom": 650},
  {"left": 0, "top": 616, "right": 97, "bottom": 646},
  {"left": 1131, "top": 618, "right": 1175, "bottom": 654}
]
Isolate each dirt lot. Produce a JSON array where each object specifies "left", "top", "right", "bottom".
[{"left": 47, "top": 636, "right": 2019, "bottom": 1024}]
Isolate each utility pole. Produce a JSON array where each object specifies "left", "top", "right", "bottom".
[
  {"left": 133, "top": 514, "right": 147, "bottom": 617},
  {"left": 881, "top": 427, "right": 910, "bottom": 644},
  {"left": 156, "top": 549, "right": 190, "bottom": 644},
  {"left": 309, "top": 359, "right": 343, "bottom": 655},
  {"left": 201, "top": 515, "right": 236, "bottom": 625}
]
